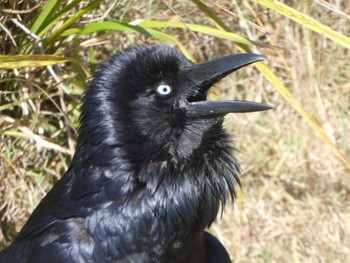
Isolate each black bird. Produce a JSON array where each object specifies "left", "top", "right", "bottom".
[{"left": 0, "top": 45, "right": 271, "bottom": 263}]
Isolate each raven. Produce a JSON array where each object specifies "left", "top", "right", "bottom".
[{"left": 0, "top": 45, "right": 271, "bottom": 263}]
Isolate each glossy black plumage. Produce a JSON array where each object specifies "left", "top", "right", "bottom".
[{"left": 0, "top": 45, "right": 270, "bottom": 263}]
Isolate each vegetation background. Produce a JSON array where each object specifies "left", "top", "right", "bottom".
[{"left": 1, "top": 0, "right": 349, "bottom": 262}]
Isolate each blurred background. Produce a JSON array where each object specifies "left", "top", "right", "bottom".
[{"left": 1, "top": 0, "right": 349, "bottom": 262}]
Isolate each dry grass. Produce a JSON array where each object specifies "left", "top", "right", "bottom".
[{"left": 1, "top": 0, "right": 349, "bottom": 262}]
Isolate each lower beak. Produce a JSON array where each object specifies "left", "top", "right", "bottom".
[{"left": 186, "top": 100, "right": 272, "bottom": 118}]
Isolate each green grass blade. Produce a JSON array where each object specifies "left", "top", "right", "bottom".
[
  {"left": 72, "top": 21, "right": 149, "bottom": 37},
  {"left": 193, "top": 0, "right": 350, "bottom": 169},
  {"left": 34, "top": 0, "right": 82, "bottom": 37},
  {"left": 0, "top": 94, "right": 38, "bottom": 111},
  {"left": 191, "top": 0, "right": 230, "bottom": 31},
  {"left": 252, "top": 0, "right": 350, "bottom": 50},
  {"left": 138, "top": 20, "right": 253, "bottom": 46},
  {"left": 30, "top": 0, "right": 63, "bottom": 34},
  {"left": 0, "top": 55, "right": 69, "bottom": 69},
  {"left": 62, "top": 22, "right": 194, "bottom": 61},
  {"left": 146, "top": 29, "right": 194, "bottom": 61},
  {"left": 43, "top": 0, "right": 103, "bottom": 44}
]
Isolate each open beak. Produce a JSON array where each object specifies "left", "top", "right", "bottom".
[{"left": 180, "top": 53, "right": 272, "bottom": 118}]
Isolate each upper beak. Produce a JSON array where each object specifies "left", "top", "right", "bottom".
[{"left": 180, "top": 53, "right": 272, "bottom": 118}]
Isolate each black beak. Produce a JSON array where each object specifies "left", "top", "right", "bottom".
[{"left": 181, "top": 53, "right": 272, "bottom": 118}]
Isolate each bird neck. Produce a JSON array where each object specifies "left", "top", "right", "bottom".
[
  {"left": 131, "top": 139, "right": 239, "bottom": 230},
  {"left": 72, "top": 122, "right": 240, "bottom": 231}
]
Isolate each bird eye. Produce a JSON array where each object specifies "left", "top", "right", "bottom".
[{"left": 156, "top": 84, "right": 172, "bottom": 97}]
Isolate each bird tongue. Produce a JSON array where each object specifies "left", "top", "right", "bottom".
[{"left": 182, "top": 53, "right": 272, "bottom": 118}]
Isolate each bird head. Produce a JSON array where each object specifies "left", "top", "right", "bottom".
[{"left": 78, "top": 45, "right": 271, "bottom": 166}]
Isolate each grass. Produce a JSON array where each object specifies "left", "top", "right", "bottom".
[{"left": 1, "top": 0, "right": 349, "bottom": 261}]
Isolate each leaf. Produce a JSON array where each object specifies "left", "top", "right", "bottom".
[
  {"left": 43, "top": 0, "right": 104, "bottom": 44},
  {"left": 0, "top": 55, "right": 69, "bottom": 69},
  {"left": 30, "top": 0, "right": 63, "bottom": 35},
  {"left": 146, "top": 29, "right": 195, "bottom": 61},
  {"left": 191, "top": 0, "right": 231, "bottom": 31},
  {"left": 61, "top": 22, "right": 195, "bottom": 61},
  {"left": 193, "top": 0, "right": 350, "bottom": 169},
  {"left": 138, "top": 20, "right": 254, "bottom": 46},
  {"left": 252, "top": 0, "right": 350, "bottom": 50},
  {"left": 33, "top": 0, "right": 82, "bottom": 38}
]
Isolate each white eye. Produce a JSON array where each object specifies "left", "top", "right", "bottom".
[{"left": 156, "top": 84, "right": 172, "bottom": 96}]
